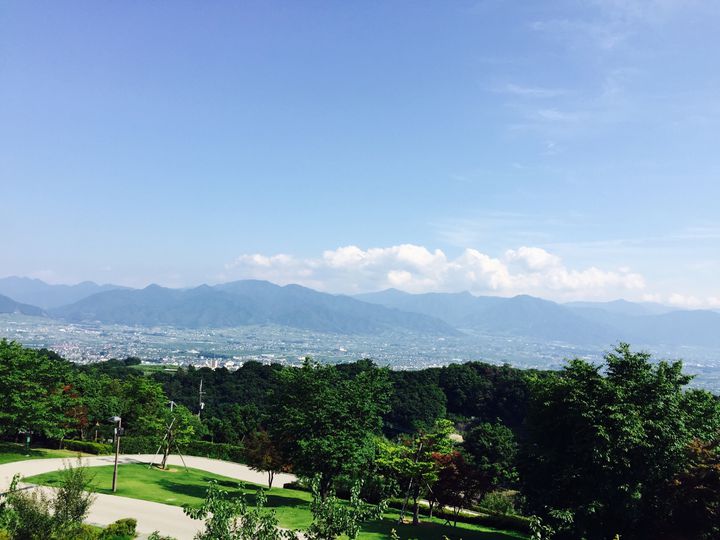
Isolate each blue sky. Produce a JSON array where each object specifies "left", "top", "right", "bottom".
[{"left": 1, "top": 1, "right": 719, "bottom": 306}]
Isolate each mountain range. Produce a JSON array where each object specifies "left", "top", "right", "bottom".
[
  {"left": 48, "top": 280, "right": 458, "bottom": 335},
  {"left": 357, "top": 289, "right": 720, "bottom": 347},
  {"left": 0, "top": 293, "right": 45, "bottom": 317},
  {"left": 0, "top": 276, "right": 125, "bottom": 309},
  {"left": 1, "top": 277, "right": 719, "bottom": 347}
]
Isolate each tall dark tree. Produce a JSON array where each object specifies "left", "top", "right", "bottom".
[
  {"left": 384, "top": 370, "right": 447, "bottom": 435},
  {"left": 665, "top": 437, "right": 720, "bottom": 539},
  {"left": 520, "top": 343, "right": 719, "bottom": 539},
  {"left": 244, "top": 429, "right": 287, "bottom": 488},
  {"left": 0, "top": 339, "right": 77, "bottom": 440},
  {"left": 271, "top": 358, "right": 391, "bottom": 497},
  {"left": 463, "top": 421, "right": 518, "bottom": 488}
]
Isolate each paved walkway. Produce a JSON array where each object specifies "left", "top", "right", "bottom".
[{"left": 0, "top": 454, "right": 297, "bottom": 539}]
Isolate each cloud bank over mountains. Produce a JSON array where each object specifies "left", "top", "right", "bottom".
[{"left": 223, "top": 244, "right": 647, "bottom": 302}]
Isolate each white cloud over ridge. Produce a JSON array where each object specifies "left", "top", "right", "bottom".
[{"left": 222, "top": 244, "right": 647, "bottom": 301}]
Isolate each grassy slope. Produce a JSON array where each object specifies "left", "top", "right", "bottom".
[
  {"left": 0, "top": 442, "right": 88, "bottom": 465},
  {"left": 28, "top": 464, "right": 526, "bottom": 540}
]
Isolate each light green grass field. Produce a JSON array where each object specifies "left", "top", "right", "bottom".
[
  {"left": 0, "top": 442, "right": 88, "bottom": 465},
  {"left": 28, "top": 464, "right": 526, "bottom": 540},
  {"left": 129, "top": 363, "right": 180, "bottom": 375}
]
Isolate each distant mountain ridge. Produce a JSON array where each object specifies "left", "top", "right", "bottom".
[
  {"left": 50, "top": 280, "right": 459, "bottom": 336},
  {"left": 357, "top": 289, "right": 615, "bottom": 343},
  {"left": 0, "top": 276, "right": 126, "bottom": 309},
  {"left": 565, "top": 299, "right": 677, "bottom": 317},
  {"left": 2, "top": 276, "right": 719, "bottom": 348},
  {"left": 356, "top": 288, "right": 720, "bottom": 347},
  {"left": 0, "top": 294, "right": 45, "bottom": 317}
]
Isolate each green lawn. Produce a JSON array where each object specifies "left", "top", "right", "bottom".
[
  {"left": 0, "top": 442, "right": 88, "bottom": 465},
  {"left": 28, "top": 464, "right": 526, "bottom": 540},
  {"left": 129, "top": 363, "right": 179, "bottom": 375}
]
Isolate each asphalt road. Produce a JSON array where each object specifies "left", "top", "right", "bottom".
[{"left": 0, "top": 454, "right": 297, "bottom": 539}]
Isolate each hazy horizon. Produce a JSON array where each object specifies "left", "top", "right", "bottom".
[{"left": 0, "top": 273, "right": 698, "bottom": 309}]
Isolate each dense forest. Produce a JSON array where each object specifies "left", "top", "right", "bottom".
[{"left": 1, "top": 338, "right": 718, "bottom": 539}]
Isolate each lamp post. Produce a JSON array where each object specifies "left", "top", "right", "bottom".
[
  {"left": 19, "top": 429, "right": 33, "bottom": 456},
  {"left": 108, "top": 416, "right": 122, "bottom": 492}
]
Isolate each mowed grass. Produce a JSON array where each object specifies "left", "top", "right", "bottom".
[
  {"left": 0, "top": 442, "right": 89, "bottom": 465},
  {"left": 129, "top": 363, "right": 179, "bottom": 375},
  {"left": 28, "top": 464, "right": 526, "bottom": 540}
]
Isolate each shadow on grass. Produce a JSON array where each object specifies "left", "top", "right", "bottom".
[
  {"left": 214, "top": 478, "right": 241, "bottom": 489},
  {"left": 153, "top": 477, "right": 310, "bottom": 511},
  {"left": 156, "top": 477, "right": 210, "bottom": 500},
  {"left": 0, "top": 443, "right": 46, "bottom": 458},
  {"left": 361, "top": 518, "right": 519, "bottom": 540},
  {"left": 258, "top": 492, "right": 310, "bottom": 510}
]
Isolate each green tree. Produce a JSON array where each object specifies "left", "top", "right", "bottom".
[
  {"left": 70, "top": 372, "right": 122, "bottom": 441},
  {"left": 666, "top": 437, "right": 720, "bottom": 539},
  {"left": 158, "top": 403, "right": 201, "bottom": 469},
  {"left": 520, "top": 343, "right": 717, "bottom": 539},
  {"left": 0, "top": 340, "right": 77, "bottom": 441},
  {"left": 271, "top": 358, "right": 391, "bottom": 497},
  {"left": 244, "top": 429, "right": 287, "bottom": 488},
  {"left": 119, "top": 377, "right": 167, "bottom": 436},
  {"left": 432, "top": 450, "right": 490, "bottom": 526},
  {"left": 384, "top": 370, "right": 446, "bottom": 434},
  {"left": 463, "top": 421, "right": 518, "bottom": 487},
  {"left": 378, "top": 419, "right": 456, "bottom": 525}
]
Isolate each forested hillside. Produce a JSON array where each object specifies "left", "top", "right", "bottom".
[{"left": 1, "top": 339, "right": 718, "bottom": 539}]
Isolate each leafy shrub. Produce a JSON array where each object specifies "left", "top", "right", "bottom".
[
  {"left": 185, "top": 480, "right": 296, "bottom": 540},
  {"left": 479, "top": 490, "right": 518, "bottom": 516},
  {"left": 67, "top": 524, "right": 101, "bottom": 539},
  {"left": 306, "top": 477, "right": 387, "bottom": 540},
  {"left": 1, "top": 465, "right": 104, "bottom": 540},
  {"left": 54, "top": 462, "right": 96, "bottom": 528},
  {"left": 62, "top": 440, "right": 112, "bottom": 455},
  {"left": 6, "top": 486, "right": 55, "bottom": 539},
  {"left": 148, "top": 532, "right": 176, "bottom": 540},
  {"left": 98, "top": 518, "right": 137, "bottom": 539}
]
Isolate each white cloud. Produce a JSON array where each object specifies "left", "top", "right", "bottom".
[
  {"left": 498, "top": 83, "right": 568, "bottom": 98},
  {"left": 221, "top": 244, "right": 646, "bottom": 301},
  {"left": 506, "top": 246, "right": 561, "bottom": 270},
  {"left": 536, "top": 108, "right": 581, "bottom": 122},
  {"left": 665, "top": 293, "right": 720, "bottom": 310}
]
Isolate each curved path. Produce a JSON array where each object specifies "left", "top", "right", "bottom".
[{"left": 0, "top": 454, "right": 297, "bottom": 539}]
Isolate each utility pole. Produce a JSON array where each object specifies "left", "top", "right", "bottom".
[
  {"left": 197, "top": 378, "right": 205, "bottom": 419},
  {"left": 109, "top": 416, "right": 122, "bottom": 493}
]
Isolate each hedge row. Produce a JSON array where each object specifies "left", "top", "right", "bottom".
[
  {"left": 61, "top": 439, "right": 112, "bottom": 455},
  {"left": 118, "top": 436, "right": 246, "bottom": 463},
  {"left": 117, "top": 435, "right": 157, "bottom": 454},
  {"left": 184, "top": 440, "right": 245, "bottom": 463},
  {"left": 59, "top": 437, "right": 245, "bottom": 465}
]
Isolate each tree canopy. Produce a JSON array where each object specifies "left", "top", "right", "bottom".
[
  {"left": 520, "top": 343, "right": 720, "bottom": 539},
  {"left": 270, "top": 358, "right": 392, "bottom": 496}
]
